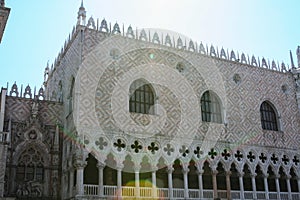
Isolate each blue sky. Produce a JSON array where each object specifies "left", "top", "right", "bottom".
[{"left": 1, "top": 0, "right": 300, "bottom": 90}]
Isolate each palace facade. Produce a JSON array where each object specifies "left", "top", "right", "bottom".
[{"left": 1, "top": 2, "right": 300, "bottom": 200}]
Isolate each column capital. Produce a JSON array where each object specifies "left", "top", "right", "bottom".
[
  {"left": 285, "top": 174, "right": 291, "bottom": 179},
  {"left": 134, "top": 163, "right": 141, "bottom": 173},
  {"left": 196, "top": 169, "right": 204, "bottom": 175},
  {"left": 151, "top": 165, "right": 158, "bottom": 172},
  {"left": 225, "top": 171, "right": 232, "bottom": 176},
  {"left": 97, "top": 162, "right": 106, "bottom": 169},
  {"left": 116, "top": 164, "right": 124, "bottom": 171},
  {"left": 73, "top": 160, "right": 87, "bottom": 169},
  {"left": 167, "top": 165, "right": 174, "bottom": 173},
  {"left": 238, "top": 172, "right": 244, "bottom": 177},
  {"left": 211, "top": 169, "right": 218, "bottom": 176},
  {"left": 250, "top": 173, "right": 257, "bottom": 178}
]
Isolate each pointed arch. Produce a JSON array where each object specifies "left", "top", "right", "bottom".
[
  {"left": 84, "top": 153, "right": 99, "bottom": 184},
  {"left": 202, "top": 160, "right": 213, "bottom": 189},
  {"left": 129, "top": 79, "right": 155, "bottom": 115},
  {"left": 200, "top": 90, "right": 222, "bottom": 123},
  {"left": 260, "top": 101, "right": 279, "bottom": 131},
  {"left": 69, "top": 77, "right": 75, "bottom": 113}
]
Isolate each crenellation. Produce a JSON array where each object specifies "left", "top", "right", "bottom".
[{"left": 50, "top": 16, "right": 290, "bottom": 74}]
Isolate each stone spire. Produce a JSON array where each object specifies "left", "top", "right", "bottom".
[
  {"left": 297, "top": 46, "right": 300, "bottom": 68},
  {"left": 77, "top": 0, "right": 86, "bottom": 26},
  {"left": 290, "top": 50, "right": 295, "bottom": 69},
  {"left": 0, "top": 0, "right": 4, "bottom": 7}
]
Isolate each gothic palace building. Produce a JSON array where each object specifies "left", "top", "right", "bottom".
[{"left": 0, "top": 2, "right": 300, "bottom": 200}]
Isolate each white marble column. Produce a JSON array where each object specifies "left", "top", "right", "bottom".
[
  {"left": 212, "top": 169, "right": 218, "bottom": 199},
  {"left": 167, "top": 165, "right": 174, "bottom": 199},
  {"left": 135, "top": 171, "right": 140, "bottom": 197},
  {"left": 251, "top": 173, "right": 257, "bottom": 199},
  {"left": 263, "top": 174, "right": 269, "bottom": 200},
  {"left": 238, "top": 172, "right": 245, "bottom": 200},
  {"left": 182, "top": 164, "right": 190, "bottom": 199},
  {"left": 286, "top": 175, "right": 292, "bottom": 200},
  {"left": 116, "top": 165, "right": 123, "bottom": 199},
  {"left": 225, "top": 171, "right": 231, "bottom": 200},
  {"left": 275, "top": 174, "right": 280, "bottom": 199},
  {"left": 69, "top": 168, "right": 74, "bottom": 197},
  {"left": 151, "top": 167, "right": 157, "bottom": 198},
  {"left": 97, "top": 162, "right": 105, "bottom": 197},
  {"left": 75, "top": 162, "right": 86, "bottom": 195},
  {"left": 197, "top": 169, "right": 204, "bottom": 199},
  {"left": 297, "top": 177, "right": 300, "bottom": 195}
]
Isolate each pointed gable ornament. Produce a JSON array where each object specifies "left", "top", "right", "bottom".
[
  {"left": 281, "top": 62, "right": 287, "bottom": 72},
  {"left": 177, "top": 37, "right": 183, "bottom": 49},
  {"left": 24, "top": 85, "right": 32, "bottom": 98},
  {"left": 10, "top": 82, "right": 19, "bottom": 97},
  {"left": 112, "top": 22, "right": 121, "bottom": 34},
  {"left": 165, "top": 34, "right": 172, "bottom": 47},
  {"left": 220, "top": 48, "right": 226, "bottom": 59},
  {"left": 230, "top": 50, "right": 236, "bottom": 61},
  {"left": 188, "top": 40, "right": 195, "bottom": 52},
  {"left": 210, "top": 45, "right": 216, "bottom": 56},
  {"left": 271, "top": 60, "right": 277, "bottom": 71},
  {"left": 152, "top": 32, "right": 160, "bottom": 44},
  {"left": 100, "top": 19, "right": 109, "bottom": 32},
  {"left": 87, "top": 16, "right": 96, "bottom": 29},
  {"left": 241, "top": 53, "right": 247, "bottom": 64},
  {"left": 126, "top": 25, "right": 135, "bottom": 38},
  {"left": 251, "top": 55, "right": 257, "bottom": 66},
  {"left": 261, "top": 58, "right": 268, "bottom": 68},
  {"left": 139, "top": 29, "right": 147, "bottom": 41},
  {"left": 199, "top": 42, "right": 206, "bottom": 54}
]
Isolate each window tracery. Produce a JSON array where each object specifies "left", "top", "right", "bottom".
[{"left": 16, "top": 147, "right": 44, "bottom": 182}]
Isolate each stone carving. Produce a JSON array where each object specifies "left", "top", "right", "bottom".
[{"left": 16, "top": 181, "right": 43, "bottom": 198}]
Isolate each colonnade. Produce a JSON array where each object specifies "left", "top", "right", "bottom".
[{"left": 69, "top": 155, "right": 300, "bottom": 199}]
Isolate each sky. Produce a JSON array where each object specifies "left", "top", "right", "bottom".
[{"left": 1, "top": 0, "right": 300, "bottom": 91}]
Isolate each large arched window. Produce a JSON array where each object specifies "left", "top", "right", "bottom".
[
  {"left": 16, "top": 147, "right": 44, "bottom": 182},
  {"left": 200, "top": 91, "right": 222, "bottom": 123},
  {"left": 260, "top": 101, "right": 278, "bottom": 131},
  {"left": 129, "top": 79, "right": 155, "bottom": 115}
]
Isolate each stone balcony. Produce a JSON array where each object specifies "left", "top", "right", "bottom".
[{"left": 68, "top": 185, "right": 300, "bottom": 200}]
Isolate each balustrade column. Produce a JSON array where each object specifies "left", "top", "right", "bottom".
[
  {"left": 212, "top": 169, "right": 218, "bottom": 199},
  {"left": 182, "top": 164, "right": 189, "bottom": 199},
  {"left": 225, "top": 171, "right": 231, "bottom": 200},
  {"left": 275, "top": 174, "right": 280, "bottom": 199},
  {"left": 151, "top": 167, "right": 157, "bottom": 198},
  {"left": 167, "top": 165, "right": 174, "bottom": 199},
  {"left": 286, "top": 175, "right": 292, "bottom": 200},
  {"left": 263, "top": 174, "right": 269, "bottom": 200},
  {"left": 238, "top": 172, "right": 245, "bottom": 200},
  {"left": 97, "top": 162, "right": 105, "bottom": 197},
  {"left": 251, "top": 173, "right": 257, "bottom": 200},
  {"left": 197, "top": 169, "right": 204, "bottom": 199}
]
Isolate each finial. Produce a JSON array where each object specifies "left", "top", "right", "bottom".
[
  {"left": 81, "top": 0, "right": 84, "bottom": 8},
  {"left": 290, "top": 50, "right": 295, "bottom": 69},
  {"left": 0, "top": 0, "right": 5, "bottom": 7}
]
